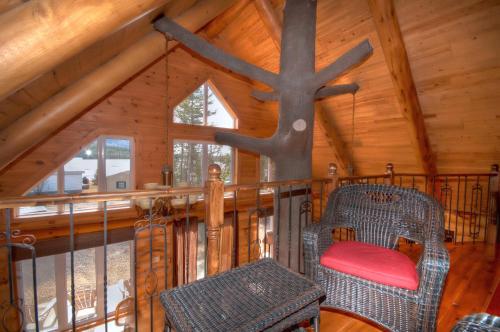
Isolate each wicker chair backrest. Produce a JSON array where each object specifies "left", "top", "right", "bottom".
[{"left": 322, "top": 184, "right": 442, "bottom": 248}]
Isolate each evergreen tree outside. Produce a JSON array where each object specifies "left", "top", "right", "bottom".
[{"left": 173, "top": 82, "right": 234, "bottom": 186}]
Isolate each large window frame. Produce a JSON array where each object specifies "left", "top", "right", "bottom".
[{"left": 17, "top": 135, "right": 135, "bottom": 218}]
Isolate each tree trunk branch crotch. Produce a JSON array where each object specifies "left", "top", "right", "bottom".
[{"left": 155, "top": 0, "right": 372, "bottom": 181}]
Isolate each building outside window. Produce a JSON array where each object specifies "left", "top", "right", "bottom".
[{"left": 19, "top": 137, "right": 134, "bottom": 217}]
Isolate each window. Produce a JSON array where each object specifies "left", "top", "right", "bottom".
[
  {"left": 19, "top": 137, "right": 133, "bottom": 217},
  {"left": 173, "top": 140, "right": 234, "bottom": 187},
  {"left": 260, "top": 156, "right": 273, "bottom": 182},
  {"left": 173, "top": 81, "right": 236, "bottom": 129},
  {"left": 17, "top": 241, "right": 132, "bottom": 331}
]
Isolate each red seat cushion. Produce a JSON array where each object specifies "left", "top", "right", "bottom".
[{"left": 320, "top": 241, "right": 419, "bottom": 290}]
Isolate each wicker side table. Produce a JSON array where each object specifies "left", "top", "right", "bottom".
[
  {"left": 452, "top": 313, "right": 500, "bottom": 331},
  {"left": 160, "top": 258, "right": 324, "bottom": 332}
]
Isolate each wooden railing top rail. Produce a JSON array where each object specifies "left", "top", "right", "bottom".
[
  {"left": 0, "top": 187, "right": 204, "bottom": 209},
  {"left": 394, "top": 172, "right": 495, "bottom": 177},
  {"left": 0, "top": 178, "right": 333, "bottom": 209},
  {"left": 225, "top": 178, "right": 331, "bottom": 192}
]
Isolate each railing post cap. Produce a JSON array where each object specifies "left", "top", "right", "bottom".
[
  {"left": 385, "top": 163, "right": 394, "bottom": 174},
  {"left": 491, "top": 164, "right": 499, "bottom": 173},
  {"left": 208, "top": 164, "right": 222, "bottom": 181},
  {"left": 328, "top": 163, "right": 337, "bottom": 176}
]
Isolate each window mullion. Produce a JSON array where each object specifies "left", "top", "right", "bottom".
[
  {"left": 58, "top": 166, "right": 65, "bottom": 214},
  {"left": 203, "top": 83, "right": 208, "bottom": 126}
]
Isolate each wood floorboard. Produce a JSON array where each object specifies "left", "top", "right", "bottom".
[{"left": 317, "top": 243, "right": 500, "bottom": 331}]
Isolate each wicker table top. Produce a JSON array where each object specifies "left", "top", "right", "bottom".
[{"left": 160, "top": 258, "right": 324, "bottom": 332}]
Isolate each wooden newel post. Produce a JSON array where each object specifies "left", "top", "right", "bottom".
[
  {"left": 487, "top": 164, "right": 499, "bottom": 244},
  {"left": 205, "top": 164, "right": 225, "bottom": 276},
  {"left": 328, "top": 162, "right": 339, "bottom": 192},
  {"left": 384, "top": 163, "right": 395, "bottom": 185}
]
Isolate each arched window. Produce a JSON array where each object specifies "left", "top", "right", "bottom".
[{"left": 173, "top": 81, "right": 237, "bottom": 129}]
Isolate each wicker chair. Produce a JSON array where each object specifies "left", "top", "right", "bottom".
[{"left": 303, "top": 184, "right": 450, "bottom": 332}]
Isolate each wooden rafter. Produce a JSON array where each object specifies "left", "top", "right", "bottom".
[
  {"left": 368, "top": 0, "right": 437, "bottom": 174},
  {"left": 0, "top": 0, "right": 238, "bottom": 172}
]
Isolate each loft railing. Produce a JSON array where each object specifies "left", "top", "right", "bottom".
[
  {"left": 0, "top": 165, "right": 332, "bottom": 331},
  {"left": 0, "top": 162, "right": 498, "bottom": 331},
  {"left": 337, "top": 163, "right": 500, "bottom": 244}
]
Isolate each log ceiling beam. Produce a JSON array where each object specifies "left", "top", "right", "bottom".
[
  {"left": 252, "top": 0, "right": 352, "bottom": 174},
  {"left": 368, "top": 0, "right": 437, "bottom": 174},
  {"left": 0, "top": 0, "right": 237, "bottom": 172},
  {"left": 0, "top": 0, "right": 168, "bottom": 100},
  {"left": 254, "top": 0, "right": 282, "bottom": 50}
]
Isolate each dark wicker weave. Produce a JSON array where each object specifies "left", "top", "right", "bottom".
[
  {"left": 160, "top": 258, "right": 324, "bottom": 332},
  {"left": 303, "top": 184, "right": 450, "bottom": 332},
  {"left": 452, "top": 313, "right": 500, "bottom": 332}
]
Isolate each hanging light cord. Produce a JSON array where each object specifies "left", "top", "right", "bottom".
[
  {"left": 349, "top": 92, "right": 356, "bottom": 175},
  {"left": 165, "top": 37, "right": 169, "bottom": 114}
]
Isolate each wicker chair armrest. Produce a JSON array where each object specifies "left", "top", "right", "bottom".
[
  {"left": 303, "top": 224, "right": 321, "bottom": 280},
  {"left": 419, "top": 240, "right": 450, "bottom": 274},
  {"left": 303, "top": 223, "right": 334, "bottom": 280},
  {"left": 416, "top": 240, "right": 450, "bottom": 331}
]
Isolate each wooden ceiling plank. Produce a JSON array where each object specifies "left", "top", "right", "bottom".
[
  {"left": 0, "top": 0, "right": 237, "bottom": 172},
  {"left": 367, "top": 0, "right": 437, "bottom": 174}
]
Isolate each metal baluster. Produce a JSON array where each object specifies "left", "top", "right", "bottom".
[
  {"left": 31, "top": 245, "right": 39, "bottom": 332},
  {"left": 462, "top": 176, "right": 468, "bottom": 244},
  {"left": 305, "top": 183, "right": 310, "bottom": 226},
  {"left": 444, "top": 177, "right": 450, "bottom": 233},
  {"left": 432, "top": 176, "right": 436, "bottom": 198},
  {"left": 319, "top": 182, "right": 324, "bottom": 217},
  {"left": 164, "top": 202, "right": 169, "bottom": 289},
  {"left": 275, "top": 186, "right": 281, "bottom": 261},
  {"left": 232, "top": 190, "right": 238, "bottom": 268},
  {"left": 425, "top": 176, "right": 428, "bottom": 194},
  {"left": 185, "top": 196, "right": 190, "bottom": 283},
  {"left": 148, "top": 198, "right": 154, "bottom": 332},
  {"left": 484, "top": 176, "right": 491, "bottom": 242},
  {"left": 104, "top": 202, "right": 108, "bottom": 332},
  {"left": 69, "top": 203, "right": 76, "bottom": 331},
  {"left": 5, "top": 209, "right": 14, "bottom": 306},
  {"left": 134, "top": 227, "right": 138, "bottom": 331},
  {"left": 247, "top": 208, "right": 251, "bottom": 263},
  {"left": 263, "top": 216, "right": 268, "bottom": 258},
  {"left": 455, "top": 177, "right": 461, "bottom": 244},
  {"left": 412, "top": 176, "right": 415, "bottom": 189},
  {"left": 477, "top": 178, "right": 483, "bottom": 243},
  {"left": 288, "top": 185, "right": 292, "bottom": 268},
  {"left": 469, "top": 179, "right": 477, "bottom": 239},
  {"left": 399, "top": 176, "right": 402, "bottom": 187}
]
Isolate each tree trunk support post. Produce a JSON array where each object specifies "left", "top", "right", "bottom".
[
  {"left": 205, "top": 164, "right": 224, "bottom": 276},
  {"left": 154, "top": 0, "right": 372, "bottom": 181},
  {"left": 384, "top": 163, "right": 395, "bottom": 185},
  {"left": 487, "top": 164, "right": 499, "bottom": 245}
]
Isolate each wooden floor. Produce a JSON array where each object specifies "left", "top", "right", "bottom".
[{"left": 318, "top": 243, "right": 500, "bottom": 332}]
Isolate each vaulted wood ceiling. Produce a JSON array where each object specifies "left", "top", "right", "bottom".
[{"left": 0, "top": 0, "right": 498, "bottom": 176}]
